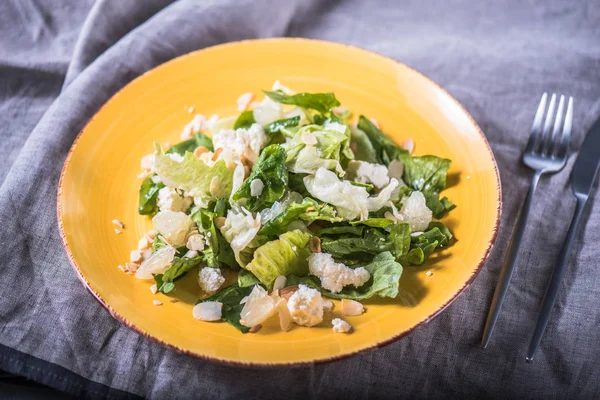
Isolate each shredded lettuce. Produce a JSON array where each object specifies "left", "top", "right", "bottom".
[
  {"left": 167, "top": 133, "right": 213, "bottom": 155},
  {"left": 232, "top": 144, "right": 288, "bottom": 211},
  {"left": 153, "top": 143, "right": 233, "bottom": 207},
  {"left": 233, "top": 110, "right": 256, "bottom": 130},
  {"left": 138, "top": 175, "right": 165, "bottom": 215},
  {"left": 264, "top": 90, "right": 340, "bottom": 114},
  {"left": 153, "top": 256, "right": 203, "bottom": 294},
  {"left": 245, "top": 229, "right": 312, "bottom": 289}
]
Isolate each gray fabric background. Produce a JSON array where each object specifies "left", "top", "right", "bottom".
[{"left": 1, "top": 0, "right": 599, "bottom": 398}]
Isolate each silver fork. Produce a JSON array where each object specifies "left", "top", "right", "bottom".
[{"left": 481, "top": 93, "right": 574, "bottom": 348}]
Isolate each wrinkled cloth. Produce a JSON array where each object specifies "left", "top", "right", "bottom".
[{"left": 1, "top": 0, "right": 600, "bottom": 398}]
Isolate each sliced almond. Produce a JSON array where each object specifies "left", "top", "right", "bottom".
[
  {"left": 402, "top": 138, "right": 415, "bottom": 154},
  {"left": 211, "top": 147, "right": 223, "bottom": 161},
  {"left": 309, "top": 236, "right": 321, "bottom": 253},
  {"left": 111, "top": 219, "right": 125, "bottom": 229},
  {"left": 273, "top": 276, "right": 287, "bottom": 292},
  {"left": 125, "top": 262, "right": 140, "bottom": 272},
  {"left": 214, "top": 216, "right": 227, "bottom": 230},
  {"left": 341, "top": 299, "right": 364, "bottom": 316},
  {"left": 277, "top": 299, "right": 293, "bottom": 332},
  {"left": 249, "top": 324, "right": 263, "bottom": 333},
  {"left": 279, "top": 286, "right": 298, "bottom": 301}
]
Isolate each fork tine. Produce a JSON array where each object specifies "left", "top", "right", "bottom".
[
  {"left": 539, "top": 93, "right": 557, "bottom": 153},
  {"left": 547, "top": 95, "right": 565, "bottom": 156},
  {"left": 556, "top": 97, "right": 573, "bottom": 159},
  {"left": 525, "top": 93, "right": 548, "bottom": 154}
]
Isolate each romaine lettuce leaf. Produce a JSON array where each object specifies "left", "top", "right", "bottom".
[
  {"left": 402, "top": 155, "right": 451, "bottom": 195},
  {"left": 264, "top": 116, "right": 300, "bottom": 135},
  {"left": 233, "top": 110, "right": 255, "bottom": 130},
  {"left": 167, "top": 133, "right": 214, "bottom": 155},
  {"left": 259, "top": 201, "right": 310, "bottom": 236},
  {"left": 320, "top": 223, "right": 411, "bottom": 262},
  {"left": 238, "top": 269, "right": 261, "bottom": 288},
  {"left": 191, "top": 201, "right": 237, "bottom": 270},
  {"left": 245, "top": 229, "right": 312, "bottom": 289},
  {"left": 284, "top": 124, "right": 351, "bottom": 176},
  {"left": 138, "top": 175, "right": 165, "bottom": 215},
  {"left": 153, "top": 144, "right": 233, "bottom": 207},
  {"left": 197, "top": 283, "right": 254, "bottom": 333},
  {"left": 232, "top": 144, "right": 288, "bottom": 212},
  {"left": 357, "top": 116, "right": 408, "bottom": 165},
  {"left": 349, "top": 125, "right": 378, "bottom": 163},
  {"left": 288, "top": 173, "right": 310, "bottom": 197},
  {"left": 298, "top": 197, "right": 343, "bottom": 223},
  {"left": 153, "top": 256, "right": 203, "bottom": 294},
  {"left": 264, "top": 90, "right": 340, "bottom": 114},
  {"left": 287, "top": 251, "right": 403, "bottom": 300}
]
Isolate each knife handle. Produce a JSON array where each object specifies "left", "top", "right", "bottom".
[{"left": 526, "top": 194, "right": 587, "bottom": 362}]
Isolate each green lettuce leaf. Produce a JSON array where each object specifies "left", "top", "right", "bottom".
[
  {"left": 232, "top": 144, "right": 288, "bottom": 212},
  {"left": 400, "top": 221, "right": 454, "bottom": 265},
  {"left": 264, "top": 90, "right": 340, "bottom": 114},
  {"left": 259, "top": 202, "right": 310, "bottom": 236},
  {"left": 316, "top": 224, "right": 365, "bottom": 236},
  {"left": 284, "top": 124, "right": 352, "bottom": 176},
  {"left": 233, "top": 110, "right": 256, "bottom": 129},
  {"left": 237, "top": 269, "right": 262, "bottom": 288},
  {"left": 357, "top": 116, "right": 408, "bottom": 165},
  {"left": 320, "top": 223, "right": 411, "bottom": 262},
  {"left": 349, "top": 218, "right": 393, "bottom": 228},
  {"left": 402, "top": 155, "right": 451, "bottom": 195},
  {"left": 167, "top": 133, "right": 214, "bottom": 155},
  {"left": 197, "top": 283, "right": 254, "bottom": 333},
  {"left": 153, "top": 256, "right": 203, "bottom": 294},
  {"left": 287, "top": 251, "right": 403, "bottom": 300},
  {"left": 299, "top": 197, "right": 343, "bottom": 223},
  {"left": 288, "top": 173, "right": 310, "bottom": 197},
  {"left": 138, "top": 175, "right": 165, "bottom": 215},
  {"left": 153, "top": 144, "right": 233, "bottom": 206},
  {"left": 349, "top": 125, "right": 378, "bottom": 163},
  {"left": 264, "top": 116, "right": 300, "bottom": 135},
  {"left": 245, "top": 229, "right": 312, "bottom": 289},
  {"left": 191, "top": 201, "right": 237, "bottom": 270}
]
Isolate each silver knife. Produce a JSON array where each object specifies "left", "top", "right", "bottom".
[{"left": 526, "top": 113, "right": 600, "bottom": 361}]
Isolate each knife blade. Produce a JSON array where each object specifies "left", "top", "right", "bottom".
[{"left": 571, "top": 115, "right": 600, "bottom": 196}]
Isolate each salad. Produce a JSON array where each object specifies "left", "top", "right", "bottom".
[{"left": 121, "top": 81, "right": 455, "bottom": 334}]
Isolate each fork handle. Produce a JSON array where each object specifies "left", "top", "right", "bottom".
[
  {"left": 480, "top": 169, "right": 543, "bottom": 348},
  {"left": 526, "top": 195, "right": 587, "bottom": 362}
]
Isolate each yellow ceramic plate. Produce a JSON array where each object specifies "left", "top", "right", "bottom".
[{"left": 58, "top": 39, "right": 501, "bottom": 365}]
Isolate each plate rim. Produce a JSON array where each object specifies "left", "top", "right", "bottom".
[{"left": 57, "top": 37, "right": 502, "bottom": 367}]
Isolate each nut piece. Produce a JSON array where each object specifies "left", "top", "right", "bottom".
[
  {"left": 309, "top": 236, "right": 321, "bottom": 253},
  {"left": 111, "top": 219, "right": 125, "bottom": 229},
  {"left": 249, "top": 324, "right": 262, "bottom": 333},
  {"left": 214, "top": 216, "right": 227, "bottom": 230},
  {"left": 341, "top": 299, "right": 364, "bottom": 316},
  {"left": 193, "top": 146, "right": 209, "bottom": 158},
  {"left": 153, "top": 300, "right": 163, "bottom": 306},
  {"left": 402, "top": 138, "right": 415, "bottom": 154},
  {"left": 279, "top": 286, "right": 298, "bottom": 301}
]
